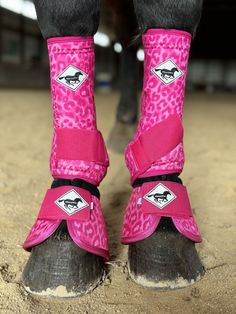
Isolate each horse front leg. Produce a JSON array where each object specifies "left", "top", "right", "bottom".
[
  {"left": 108, "top": 0, "right": 139, "bottom": 125},
  {"left": 22, "top": 0, "right": 110, "bottom": 297},
  {"left": 117, "top": 44, "right": 139, "bottom": 125},
  {"left": 106, "top": 0, "right": 139, "bottom": 153},
  {"left": 121, "top": 0, "right": 205, "bottom": 290}
]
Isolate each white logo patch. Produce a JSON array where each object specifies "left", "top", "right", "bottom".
[
  {"left": 144, "top": 183, "right": 176, "bottom": 209},
  {"left": 55, "top": 189, "right": 89, "bottom": 216},
  {"left": 56, "top": 65, "right": 88, "bottom": 91},
  {"left": 151, "top": 59, "right": 183, "bottom": 85}
]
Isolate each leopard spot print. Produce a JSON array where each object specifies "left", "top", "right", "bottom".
[
  {"left": 125, "top": 29, "right": 191, "bottom": 181},
  {"left": 48, "top": 37, "right": 108, "bottom": 185},
  {"left": 122, "top": 30, "right": 201, "bottom": 244}
]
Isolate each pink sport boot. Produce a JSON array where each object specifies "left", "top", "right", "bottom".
[
  {"left": 22, "top": 37, "right": 109, "bottom": 297},
  {"left": 122, "top": 29, "right": 204, "bottom": 289}
]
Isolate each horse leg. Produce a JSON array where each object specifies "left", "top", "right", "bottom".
[
  {"left": 122, "top": 0, "right": 205, "bottom": 289},
  {"left": 22, "top": 0, "right": 109, "bottom": 297},
  {"left": 106, "top": 0, "right": 139, "bottom": 153},
  {"left": 108, "top": 0, "right": 139, "bottom": 124},
  {"left": 117, "top": 44, "right": 139, "bottom": 125}
]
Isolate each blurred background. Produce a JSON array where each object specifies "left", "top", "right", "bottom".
[
  {"left": 0, "top": 2, "right": 235, "bottom": 312},
  {"left": 0, "top": 0, "right": 236, "bottom": 91}
]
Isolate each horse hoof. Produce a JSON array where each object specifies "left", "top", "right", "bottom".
[
  {"left": 107, "top": 121, "right": 136, "bottom": 154},
  {"left": 22, "top": 221, "right": 104, "bottom": 297},
  {"left": 128, "top": 217, "right": 205, "bottom": 290}
]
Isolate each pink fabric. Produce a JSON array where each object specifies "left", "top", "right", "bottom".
[
  {"left": 56, "top": 129, "right": 109, "bottom": 165},
  {"left": 23, "top": 219, "right": 61, "bottom": 251},
  {"left": 121, "top": 181, "right": 202, "bottom": 244},
  {"left": 24, "top": 37, "right": 110, "bottom": 259},
  {"left": 141, "top": 181, "right": 192, "bottom": 217},
  {"left": 129, "top": 114, "right": 183, "bottom": 182},
  {"left": 23, "top": 186, "right": 109, "bottom": 260},
  {"left": 122, "top": 29, "right": 202, "bottom": 244},
  {"left": 38, "top": 186, "right": 91, "bottom": 221},
  {"left": 125, "top": 29, "right": 191, "bottom": 182},
  {"left": 67, "top": 196, "right": 109, "bottom": 261},
  {"left": 121, "top": 187, "right": 162, "bottom": 244},
  {"left": 48, "top": 36, "right": 108, "bottom": 185}
]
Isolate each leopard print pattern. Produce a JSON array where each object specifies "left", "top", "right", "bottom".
[
  {"left": 125, "top": 29, "right": 191, "bottom": 182},
  {"left": 121, "top": 187, "right": 161, "bottom": 243},
  {"left": 23, "top": 195, "right": 109, "bottom": 260},
  {"left": 172, "top": 217, "right": 202, "bottom": 242},
  {"left": 67, "top": 195, "right": 109, "bottom": 259},
  {"left": 23, "top": 219, "right": 61, "bottom": 250},
  {"left": 23, "top": 37, "right": 109, "bottom": 258},
  {"left": 48, "top": 37, "right": 108, "bottom": 185},
  {"left": 122, "top": 30, "right": 202, "bottom": 244},
  {"left": 121, "top": 187, "right": 202, "bottom": 244}
]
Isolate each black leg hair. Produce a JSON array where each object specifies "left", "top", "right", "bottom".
[
  {"left": 133, "top": 0, "right": 203, "bottom": 36},
  {"left": 111, "top": 0, "right": 139, "bottom": 124},
  {"left": 33, "top": 0, "right": 100, "bottom": 39},
  {"left": 116, "top": 44, "right": 138, "bottom": 124}
]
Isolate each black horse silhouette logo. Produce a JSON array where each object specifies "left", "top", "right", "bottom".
[
  {"left": 59, "top": 71, "right": 83, "bottom": 86},
  {"left": 155, "top": 67, "right": 179, "bottom": 80},
  {"left": 148, "top": 191, "right": 171, "bottom": 204},
  {"left": 59, "top": 197, "right": 83, "bottom": 210}
]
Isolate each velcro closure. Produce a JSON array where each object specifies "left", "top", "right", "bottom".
[
  {"left": 130, "top": 114, "right": 183, "bottom": 173},
  {"left": 38, "top": 186, "right": 92, "bottom": 221},
  {"left": 56, "top": 128, "right": 109, "bottom": 166},
  {"left": 140, "top": 181, "right": 192, "bottom": 218}
]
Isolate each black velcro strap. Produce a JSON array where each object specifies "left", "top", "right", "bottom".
[
  {"left": 132, "top": 173, "right": 182, "bottom": 188},
  {"left": 51, "top": 178, "right": 100, "bottom": 199}
]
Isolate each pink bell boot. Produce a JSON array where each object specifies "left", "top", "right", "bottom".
[
  {"left": 121, "top": 29, "right": 204, "bottom": 289},
  {"left": 22, "top": 37, "right": 109, "bottom": 297}
]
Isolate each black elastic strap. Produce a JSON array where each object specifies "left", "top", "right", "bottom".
[
  {"left": 132, "top": 173, "right": 182, "bottom": 188},
  {"left": 51, "top": 178, "right": 100, "bottom": 199}
]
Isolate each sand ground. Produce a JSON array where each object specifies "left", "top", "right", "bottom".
[{"left": 0, "top": 90, "right": 235, "bottom": 313}]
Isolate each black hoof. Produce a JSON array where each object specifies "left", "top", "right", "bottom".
[
  {"left": 107, "top": 121, "right": 136, "bottom": 154},
  {"left": 128, "top": 217, "right": 205, "bottom": 290},
  {"left": 22, "top": 221, "right": 104, "bottom": 297}
]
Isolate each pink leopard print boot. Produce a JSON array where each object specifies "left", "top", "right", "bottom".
[
  {"left": 22, "top": 37, "right": 109, "bottom": 297},
  {"left": 122, "top": 29, "right": 204, "bottom": 289}
]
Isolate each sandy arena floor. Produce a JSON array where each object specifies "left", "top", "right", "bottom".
[{"left": 0, "top": 90, "right": 235, "bottom": 313}]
